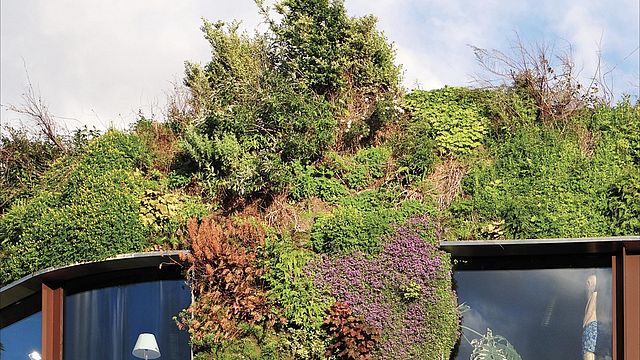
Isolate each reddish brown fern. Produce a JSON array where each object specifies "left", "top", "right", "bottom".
[{"left": 177, "top": 216, "right": 275, "bottom": 350}]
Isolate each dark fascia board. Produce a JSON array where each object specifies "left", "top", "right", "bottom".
[
  {"left": 0, "top": 251, "right": 188, "bottom": 311},
  {"left": 440, "top": 236, "right": 640, "bottom": 257}
]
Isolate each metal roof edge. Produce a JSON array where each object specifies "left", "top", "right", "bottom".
[
  {"left": 440, "top": 236, "right": 640, "bottom": 257},
  {"left": 1, "top": 250, "right": 188, "bottom": 311}
]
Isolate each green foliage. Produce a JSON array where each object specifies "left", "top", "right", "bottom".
[
  {"left": 455, "top": 125, "right": 608, "bottom": 239},
  {"left": 0, "top": 131, "right": 206, "bottom": 285},
  {"left": 607, "top": 169, "right": 640, "bottom": 235},
  {"left": 400, "top": 281, "right": 422, "bottom": 302},
  {"left": 179, "top": 0, "right": 403, "bottom": 198},
  {"left": 181, "top": 21, "right": 337, "bottom": 197},
  {"left": 276, "top": 326, "right": 330, "bottom": 360},
  {"left": 289, "top": 146, "right": 391, "bottom": 202},
  {"left": 450, "top": 96, "right": 639, "bottom": 239},
  {"left": 404, "top": 87, "right": 488, "bottom": 157},
  {"left": 139, "top": 189, "right": 209, "bottom": 246},
  {"left": 0, "top": 131, "right": 154, "bottom": 284},
  {"left": 344, "top": 146, "right": 391, "bottom": 189},
  {"left": 270, "top": 0, "right": 399, "bottom": 97},
  {"left": 263, "top": 236, "right": 332, "bottom": 329},
  {"left": 0, "top": 129, "right": 63, "bottom": 213},
  {"left": 589, "top": 96, "right": 640, "bottom": 165},
  {"left": 289, "top": 161, "right": 349, "bottom": 203},
  {"left": 311, "top": 191, "right": 433, "bottom": 254}
]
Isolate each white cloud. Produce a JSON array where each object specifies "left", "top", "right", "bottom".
[{"left": 1, "top": 0, "right": 637, "bottom": 133}]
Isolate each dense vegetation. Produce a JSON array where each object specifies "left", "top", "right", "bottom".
[{"left": 1, "top": 0, "right": 638, "bottom": 359}]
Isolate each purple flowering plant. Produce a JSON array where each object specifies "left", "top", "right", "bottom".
[{"left": 307, "top": 215, "right": 459, "bottom": 359}]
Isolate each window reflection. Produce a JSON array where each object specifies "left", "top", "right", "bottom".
[
  {"left": 0, "top": 311, "right": 42, "bottom": 360},
  {"left": 64, "top": 280, "right": 191, "bottom": 360},
  {"left": 455, "top": 268, "right": 612, "bottom": 360}
]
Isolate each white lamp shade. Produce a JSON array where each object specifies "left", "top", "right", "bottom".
[
  {"left": 28, "top": 351, "right": 42, "bottom": 360},
  {"left": 132, "top": 333, "right": 161, "bottom": 359}
]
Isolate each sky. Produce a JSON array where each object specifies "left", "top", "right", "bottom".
[{"left": 1, "top": 0, "right": 639, "bottom": 133}]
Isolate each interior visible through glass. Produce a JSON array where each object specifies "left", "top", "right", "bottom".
[
  {"left": 0, "top": 311, "right": 42, "bottom": 360},
  {"left": 63, "top": 279, "right": 191, "bottom": 359},
  {"left": 454, "top": 268, "right": 612, "bottom": 360}
]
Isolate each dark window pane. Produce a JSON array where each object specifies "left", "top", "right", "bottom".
[
  {"left": 0, "top": 311, "right": 42, "bottom": 360},
  {"left": 455, "top": 268, "right": 612, "bottom": 360},
  {"left": 64, "top": 280, "right": 191, "bottom": 360}
]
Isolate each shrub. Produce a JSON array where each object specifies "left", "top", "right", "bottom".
[
  {"left": 310, "top": 197, "right": 432, "bottom": 255},
  {"left": 607, "top": 169, "right": 640, "bottom": 235},
  {"left": 269, "top": 0, "right": 399, "bottom": 98},
  {"left": 404, "top": 87, "right": 488, "bottom": 157},
  {"left": 289, "top": 161, "right": 349, "bottom": 203},
  {"left": 0, "top": 128, "right": 63, "bottom": 213},
  {"left": 180, "top": 22, "right": 337, "bottom": 198},
  {"left": 451, "top": 97, "right": 640, "bottom": 239},
  {"left": 178, "top": 216, "right": 277, "bottom": 354},
  {"left": 322, "top": 302, "right": 380, "bottom": 360},
  {"left": 0, "top": 131, "right": 154, "bottom": 285}
]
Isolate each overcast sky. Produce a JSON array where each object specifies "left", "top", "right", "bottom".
[{"left": 1, "top": 0, "right": 638, "bottom": 133}]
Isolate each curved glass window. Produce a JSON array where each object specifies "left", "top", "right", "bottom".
[
  {"left": 455, "top": 267, "right": 612, "bottom": 360},
  {"left": 0, "top": 311, "right": 42, "bottom": 359},
  {"left": 64, "top": 279, "right": 191, "bottom": 359}
]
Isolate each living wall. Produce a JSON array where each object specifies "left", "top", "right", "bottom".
[
  {"left": 1, "top": 0, "right": 638, "bottom": 359},
  {"left": 0, "top": 128, "right": 208, "bottom": 284}
]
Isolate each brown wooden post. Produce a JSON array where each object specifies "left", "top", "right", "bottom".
[
  {"left": 613, "top": 254, "right": 619, "bottom": 360},
  {"left": 42, "top": 283, "right": 63, "bottom": 360},
  {"left": 623, "top": 247, "right": 640, "bottom": 360}
]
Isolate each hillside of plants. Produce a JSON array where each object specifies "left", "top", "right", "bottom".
[{"left": 1, "top": 0, "right": 638, "bottom": 359}]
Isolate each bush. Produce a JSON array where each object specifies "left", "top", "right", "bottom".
[
  {"left": 451, "top": 97, "right": 639, "bottom": 239},
  {"left": 180, "top": 22, "right": 337, "bottom": 198},
  {"left": 310, "top": 195, "right": 433, "bottom": 255},
  {"left": 0, "top": 131, "right": 153, "bottom": 284},
  {"left": 289, "top": 161, "right": 349, "bottom": 203},
  {"left": 322, "top": 302, "right": 380, "bottom": 360},
  {"left": 289, "top": 146, "right": 391, "bottom": 202},
  {"left": 270, "top": 0, "right": 399, "bottom": 98},
  {"left": 0, "top": 128, "right": 63, "bottom": 213},
  {"left": 607, "top": 168, "right": 640, "bottom": 235}
]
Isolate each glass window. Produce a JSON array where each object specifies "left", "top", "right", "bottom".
[
  {"left": 0, "top": 311, "right": 42, "bottom": 360},
  {"left": 64, "top": 279, "right": 191, "bottom": 359},
  {"left": 455, "top": 268, "right": 612, "bottom": 360}
]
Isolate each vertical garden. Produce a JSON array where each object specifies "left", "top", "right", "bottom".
[{"left": 1, "top": 0, "right": 638, "bottom": 359}]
